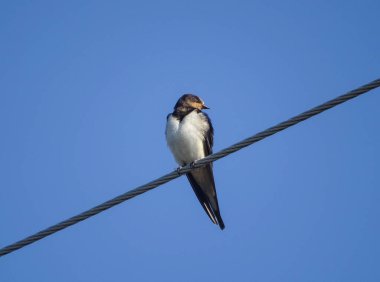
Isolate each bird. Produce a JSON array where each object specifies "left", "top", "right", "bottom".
[{"left": 165, "top": 94, "right": 225, "bottom": 230}]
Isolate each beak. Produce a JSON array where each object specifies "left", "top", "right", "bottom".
[{"left": 202, "top": 104, "right": 210, "bottom": 110}]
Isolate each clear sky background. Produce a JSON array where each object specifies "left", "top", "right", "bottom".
[{"left": 1, "top": 1, "right": 379, "bottom": 281}]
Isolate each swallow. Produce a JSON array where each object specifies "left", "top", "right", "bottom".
[{"left": 165, "top": 94, "right": 225, "bottom": 230}]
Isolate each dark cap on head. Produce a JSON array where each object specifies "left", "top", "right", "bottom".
[{"left": 174, "top": 94, "right": 209, "bottom": 111}]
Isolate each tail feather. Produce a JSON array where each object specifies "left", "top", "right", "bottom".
[{"left": 186, "top": 166, "right": 225, "bottom": 230}]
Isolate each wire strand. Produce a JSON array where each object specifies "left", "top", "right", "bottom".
[{"left": 1, "top": 78, "right": 379, "bottom": 257}]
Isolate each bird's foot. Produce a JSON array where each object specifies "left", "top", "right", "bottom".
[
  {"left": 176, "top": 166, "right": 183, "bottom": 175},
  {"left": 189, "top": 160, "right": 197, "bottom": 169},
  {"left": 176, "top": 161, "right": 197, "bottom": 175}
]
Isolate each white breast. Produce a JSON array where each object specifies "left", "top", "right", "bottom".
[{"left": 166, "top": 111, "right": 209, "bottom": 166}]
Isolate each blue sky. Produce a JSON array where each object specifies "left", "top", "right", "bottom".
[{"left": 1, "top": 1, "right": 379, "bottom": 281}]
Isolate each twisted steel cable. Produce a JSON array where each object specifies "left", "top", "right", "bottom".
[{"left": 1, "top": 78, "right": 379, "bottom": 257}]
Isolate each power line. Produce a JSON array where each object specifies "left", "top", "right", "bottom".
[{"left": 1, "top": 78, "right": 379, "bottom": 258}]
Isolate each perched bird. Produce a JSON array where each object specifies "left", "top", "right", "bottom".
[{"left": 165, "top": 94, "right": 225, "bottom": 230}]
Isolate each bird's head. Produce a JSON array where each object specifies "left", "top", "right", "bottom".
[{"left": 174, "top": 94, "right": 209, "bottom": 112}]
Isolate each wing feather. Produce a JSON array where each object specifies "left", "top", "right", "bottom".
[{"left": 186, "top": 112, "right": 225, "bottom": 230}]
